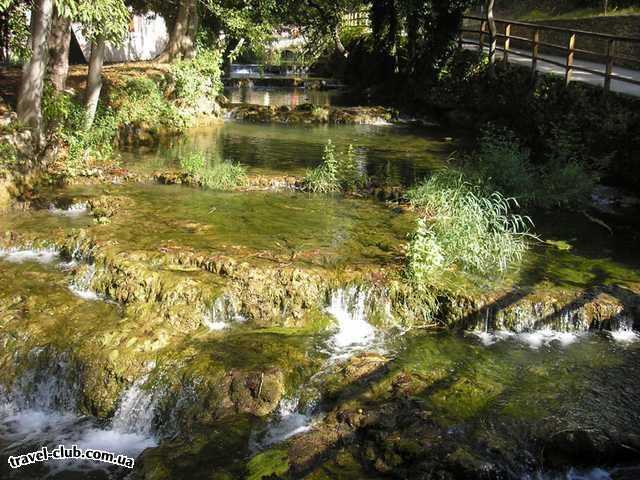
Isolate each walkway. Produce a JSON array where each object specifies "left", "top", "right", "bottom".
[{"left": 466, "top": 44, "right": 640, "bottom": 97}]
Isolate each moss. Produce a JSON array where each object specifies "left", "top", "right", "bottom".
[{"left": 246, "top": 449, "right": 290, "bottom": 480}]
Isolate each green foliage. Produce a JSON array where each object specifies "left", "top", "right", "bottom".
[
  {"left": 179, "top": 152, "right": 247, "bottom": 190},
  {"left": 169, "top": 49, "right": 224, "bottom": 109},
  {"left": 431, "top": 51, "right": 636, "bottom": 192},
  {"left": 468, "top": 127, "right": 537, "bottom": 204},
  {"left": 304, "top": 140, "right": 366, "bottom": 193},
  {"left": 465, "top": 126, "right": 595, "bottom": 208},
  {"left": 179, "top": 152, "right": 207, "bottom": 175},
  {"left": 0, "top": 142, "right": 17, "bottom": 168},
  {"left": 56, "top": 0, "right": 130, "bottom": 44},
  {"left": 42, "top": 85, "right": 119, "bottom": 173},
  {"left": 112, "top": 77, "right": 185, "bottom": 131},
  {"left": 407, "top": 171, "right": 533, "bottom": 282},
  {"left": 2, "top": 1, "right": 31, "bottom": 64}
]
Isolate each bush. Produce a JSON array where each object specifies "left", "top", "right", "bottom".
[
  {"left": 0, "top": 142, "right": 17, "bottom": 168},
  {"left": 407, "top": 171, "right": 534, "bottom": 282},
  {"left": 430, "top": 50, "right": 640, "bottom": 192},
  {"left": 465, "top": 126, "right": 595, "bottom": 208},
  {"left": 179, "top": 152, "right": 246, "bottom": 190},
  {"left": 470, "top": 127, "right": 537, "bottom": 204},
  {"left": 304, "top": 140, "right": 366, "bottom": 193},
  {"left": 42, "top": 86, "right": 119, "bottom": 173},
  {"left": 111, "top": 77, "right": 185, "bottom": 131},
  {"left": 169, "top": 49, "right": 223, "bottom": 109}
]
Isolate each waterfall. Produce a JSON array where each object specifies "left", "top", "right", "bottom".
[
  {"left": 69, "top": 264, "right": 100, "bottom": 301},
  {"left": 250, "top": 396, "right": 316, "bottom": 451},
  {"left": 48, "top": 202, "right": 88, "bottom": 216},
  {"left": 0, "top": 247, "right": 60, "bottom": 264},
  {"left": 326, "top": 286, "right": 378, "bottom": 357},
  {"left": 0, "top": 373, "right": 158, "bottom": 476},
  {"left": 203, "top": 295, "right": 246, "bottom": 331},
  {"left": 111, "top": 377, "right": 157, "bottom": 437},
  {"left": 608, "top": 317, "right": 640, "bottom": 343}
]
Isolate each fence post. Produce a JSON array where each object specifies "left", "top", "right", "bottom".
[
  {"left": 531, "top": 29, "right": 540, "bottom": 77},
  {"left": 604, "top": 38, "right": 615, "bottom": 93},
  {"left": 479, "top": 20, "right": 486, "bottom": 52},
  {"left": 504, "top": 24, "right": 511, "bottom": 63},
  {"left": 565, "top": 32, "right": 576, "bottom": 86}
]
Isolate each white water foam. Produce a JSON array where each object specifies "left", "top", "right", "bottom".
[
  {"left": 250, "top": 396, "right": 315, "bottom": 452},
  {"left": 48, "top": 202, "right": 88, "bottom": 217},
  {"left": 0, "top": 377, "right": 157, "bottom": 476},
  {"left": 610, "top": 328, "right": 640, "bottom": 343},
  {"left": 203, "top": 295, "right": 246, "bottom": 331},
  {"left": 326, "top": 287, "right": 377, "bottom": 357},
  {"left": 68, "top": 264, "right": 101, "bottom": 301},
  {"left": 0, "top": 247, "right": 59, "bottom": 264},
  {"left": 473, "top": 329, "right": 581, "bottom": 349}
]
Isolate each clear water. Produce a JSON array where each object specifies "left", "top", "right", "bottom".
[
  {"left": 0, "top": 117, "right": 639, "bottom": 478},
  {"left": 121, "top": 120, "right": 456, "bottom": 185}
]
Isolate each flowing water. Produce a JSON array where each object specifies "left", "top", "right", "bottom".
[{"left": 1, "top": 92, "right": 639, "bottom": 478}]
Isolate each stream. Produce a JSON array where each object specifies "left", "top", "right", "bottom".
[{"left": 1, "top": 89, "right": 639, "bottom": 479}]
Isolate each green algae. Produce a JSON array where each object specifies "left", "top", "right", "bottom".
[{"left": 246, "top": 449, "right": 289, "bottom": 480}]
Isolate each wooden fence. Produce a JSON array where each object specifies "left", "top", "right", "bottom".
[{"left": 460, "top": 14, "right": 640, "bottom": 92}]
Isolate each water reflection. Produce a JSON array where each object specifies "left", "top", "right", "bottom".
[
  {"left": 122, "top": 121, "right": 456, "bottom": 185},
  {"left": 223, "top": 85, "right": 341, "bottom": 107}
]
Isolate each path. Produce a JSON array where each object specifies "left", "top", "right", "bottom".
[{"left": 468, "top": 44, "right": 640, "bottom": 97}]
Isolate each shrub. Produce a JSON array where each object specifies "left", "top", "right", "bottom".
[
  {"left": 466, "top": 126, "right": 595, "bottom": 208},
  {"left": 471, "top": 127, "right": 536, "bottom": 202},
  {"left": 42, "top": 85, "right": 119, "bottom": 173},
  {"left": 169, "top": 49, "right": 223, "bottom": 109},
  {"left": 111, "top": 77, "right": 184, "bottom": 131},
  {"left": 407, "top": 170, "right": 534, "bottom": 283},
  {"left": 304, "top": 140, "right": 366, "bottom": 193},
  {"left": 179, "top": 152, "right": 246, "bottom": 190},
  {"left": 0, "top": 142, "right": 17, "bottom": 168}
]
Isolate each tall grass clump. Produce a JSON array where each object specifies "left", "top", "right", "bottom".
[
  {"left": 179, "top": 152, "right": 246, "bottom": 190},
  {"left": 304, "top": 140, "right": 366, "bottom": 193},
  {"left": 407, "top": 170, "right": 534, "bottom": 283}
]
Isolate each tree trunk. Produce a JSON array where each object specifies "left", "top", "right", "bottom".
[
  {"left": 182, "top": 0, "right": 199, "bottom": 60},
  {"left": 486, "top": 0, "right": 497, "bottom": 77},
  {"left": 17, "top": 0, "right": 54, "bottom": 140},
  {"left": 84, "top": 38, "right": 106, "bottom": 130},
  {"left": 333, "top": 26, "right": 348, "bottom": 58},
  {"left": 157, "top": 0, "right": 196, "bottom": 62},
  {"left": 47, "top": 8, "right": 71, "bottom": 91}
]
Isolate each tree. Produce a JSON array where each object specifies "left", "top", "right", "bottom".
[
  {"left": 16, "top": 0, "right": 54, "bottom": 141},
  {"left": 281, "top": 0, "right": 362, "bottom": 58},
  {"left": 48, "top": 6, "right": 72, "bottom": 91},
  {"left": 156, "top": 0, "right": 198, "bottom": 62},
  {"left": 71, "top": 0, "right": 129, "bottom": 129}
]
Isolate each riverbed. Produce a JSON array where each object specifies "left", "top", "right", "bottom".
[{"left": 1, "top": 90, "right": 639, "bottom": 479}]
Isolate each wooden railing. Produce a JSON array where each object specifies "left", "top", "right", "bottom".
[
  {"left": 460, "top": 14, "right": 640, "bottom": 93},
  {"left": 343, "top": 11, "right": 370, "bottom": 28}
]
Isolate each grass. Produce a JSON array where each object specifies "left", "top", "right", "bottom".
[
  {"left": 179, "top": 152, "right": 246, "bottom": 190},
  {"left": 406, "top": 170, "right": 534, "bottom": 283}
]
